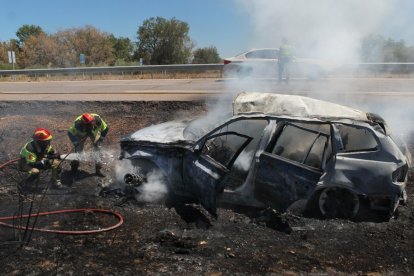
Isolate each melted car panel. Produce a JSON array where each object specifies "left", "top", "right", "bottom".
[{"left": 119, "top": 93, "right": 409, "bottom": 221}]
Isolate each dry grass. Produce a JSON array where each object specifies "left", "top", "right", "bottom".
[{"left": 0, "top": 70, "right": 223, "bottom": 82}]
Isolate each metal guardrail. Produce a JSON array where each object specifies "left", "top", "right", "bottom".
[
  {"left": 0, "top": 64, "right": 224, "bottom": 76},
  {"left": 1, "top": 63, "right": 414, "bottom": 77},
  {"left": 338, "top": 63, "right": 414, "bottom": 70}
]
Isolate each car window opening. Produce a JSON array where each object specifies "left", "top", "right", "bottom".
[
  {"left": 201, "top": 119, "right": 269, "bottom": 190},
  {"left": 336, "top": 124, "right": 378, "bottom": 153},
  {"left": 270, "top": 122, "right": 331, "bottom": 169}
]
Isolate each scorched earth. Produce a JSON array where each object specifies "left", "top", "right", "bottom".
[{"left": 0, "top": 100, "right": 413, "bottom": 275}]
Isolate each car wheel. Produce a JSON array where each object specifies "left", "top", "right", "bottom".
[
  {"left": 128, "top": 159, "right": 169, "bottom": 203},
  {"left": 318, "top": 187, "right": 360, "bottom": 219}
]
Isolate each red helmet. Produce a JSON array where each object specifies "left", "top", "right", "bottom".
[
  {"left": 33, "top": 128, "right": 52, "bottom": 141},
  {"left": 81, "top": 113, "right": 94, "bottom": 124}
]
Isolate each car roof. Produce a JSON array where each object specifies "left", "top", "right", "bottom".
[
  {"left": 233, "top": 92, "right": 369, "bottom": 121},
  {"left": 227, "top": 48, "right": 279, "bottom": 58},
  {"left": 247, "top": 48, "right": 279, "bottom": 51}
]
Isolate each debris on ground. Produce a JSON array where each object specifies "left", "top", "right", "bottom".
[{"left": 0, "top": 101, "right": 413, "bottom": 275}]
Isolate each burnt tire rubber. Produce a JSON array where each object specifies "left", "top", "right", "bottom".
[
  {"left": 318, "top": 187, "right": 360, "bottom": 219},
  {"left": 129, "top": 159, "right": 169, "bottom": 203}
]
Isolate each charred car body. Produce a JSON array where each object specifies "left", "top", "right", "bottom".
[{"left": 119, "top": 92, "right": 409, "bottom": 221}]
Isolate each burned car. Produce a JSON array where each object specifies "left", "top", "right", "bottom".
[{"left": 119, "top": 92, "right": 409, "bottom": 221}]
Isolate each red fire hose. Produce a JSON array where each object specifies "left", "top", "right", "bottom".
[
  {"left": 0, "top": 159, "right": 124, "bottom": 235},
  {"left": 0, "top": 208, "right": 124, "bottom": 235},
  {"left": 0, "top": 158, "right": 19, "bottom": 170}
]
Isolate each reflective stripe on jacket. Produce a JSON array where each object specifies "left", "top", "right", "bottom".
[
  {"left": 68, "top": 114, "right": 108, "bottom": 138},
  {"left": 279, "top": 44, "right": 292, "bottom": 59},
  {"left": 20, "top": 140, "right": 54, "bottom": 165}
]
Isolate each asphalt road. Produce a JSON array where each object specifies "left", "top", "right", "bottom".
[
  {"left": 2, "top": 78, "right": 414, "bottom": 101},
  {"left": 1, "top": 78, "right": 414, "bottom": 135}
]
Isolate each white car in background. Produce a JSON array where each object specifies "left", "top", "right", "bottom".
[{"left": 223, "top": 48, "right": 330, "bottom": 79}]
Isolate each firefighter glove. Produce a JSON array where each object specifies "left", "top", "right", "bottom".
[
  {"left": 48, "top": 153, "right": 61, "bottom": 160},
  {"left": 41, "top": 159, "right": 51, "bottom": 168}
]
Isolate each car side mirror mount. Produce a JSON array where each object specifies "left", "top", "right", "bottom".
[{"left": 194, "top": 144, "right": 201, "bottom": 153}]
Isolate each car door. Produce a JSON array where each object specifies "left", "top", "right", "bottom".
[
  {"left": 183, "top": 118, "right": 272, "bottom": 217},
  {"left": 183, "top": 131, "right": 252, "bottom": 217},
  {"left": 254, "top": 122, "right": 331, "bottom": 211},
  {"left": 245, "top": 49, "right": 279, "bottom": 77}
]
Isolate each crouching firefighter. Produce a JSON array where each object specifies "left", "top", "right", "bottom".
[
  {"left": 68, "top": 113, "right": 109, "bottom": 177},
  {"left": 19, "top": 128, "right": 62, "bottom": 188}
]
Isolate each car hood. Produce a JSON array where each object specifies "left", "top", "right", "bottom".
[{"left": 122, "top": 120, "right": 194, "bottom": 145}]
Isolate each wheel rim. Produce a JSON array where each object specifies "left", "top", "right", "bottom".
[
  {"left": 318, "top": 187, "right": 360, "bottom": 219},
  {"left": 130, "top": 159, "right": 168, "bottom": 202}
]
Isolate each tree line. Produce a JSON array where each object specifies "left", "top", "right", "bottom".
[
  {"left": 361, "top": 34, "right": 414, "bottom": 63},
  {"left": 0, "top": 17, "right": 221, "bottom": 69},
  {"left": 2, "top": 17, "right": 413, "bottom": 70}
]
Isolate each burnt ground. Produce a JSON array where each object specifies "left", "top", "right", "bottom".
[{"left": 0, "top": 101, "right": 413, "bottom": 275}]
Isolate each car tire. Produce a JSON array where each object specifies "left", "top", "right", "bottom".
[
  {"left": 129, "top": 158, "right": 169, "bottom": 203},
  {"left": 318, "top": 187, "right": 360, "bottom": 219}
]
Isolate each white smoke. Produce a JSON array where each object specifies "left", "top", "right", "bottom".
[
  {"left": 234, "top": 150, "right": 254, "bottom": 172},
  {"left": 237, "top": 0, "right": 392, "bottom": 62},
  {"left": 115, "top": 159, "right": 168, "bottom": 202},
  {"left": 135, "top": 170, "right": 168, "bottom": 202},
  {"left": 225, "top": 0, "right": 414, "bottom": 143},
  {"left": 115, "top": 159, "right": 132, "bottom": 184},
  {"left": 62, "top": 149, "right": 115, "bottom": 163}
]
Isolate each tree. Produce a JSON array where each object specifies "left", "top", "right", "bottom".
[
  {"left": 136, "top": 17, "right": 194, "bottom": 65},
  {"left": 20, "top": 33, "right": 59, "bottom": 68},
  {"left": 361, "top": 34, "right": 385, "bottom": 62},
  {"left": 0, "top": 40, "right": 20, "bottom": 68},
  {"left": 53, "top": 26, "right": 115, "bottom": 67},
  {"left": 383, "top": 39, "right": 409, "bottom": 62},
  {"left": 110, "top": 36, "right": 134, "bottom": 62},
  {"left": 16, "top": 24, "right": 44, "bottom": 46},
  {"left": 0, "top": 42, "right": 8, "bottom": 64},
  {"left": 192, "top": 46, "right": 221, "bottom": 64},
  {"left": 361, "top": 34, "right": 413, "bottom": 62}
]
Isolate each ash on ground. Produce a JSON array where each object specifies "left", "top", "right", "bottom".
[{"left": 0, "top": 101, "right": 413, "bottom": 275}]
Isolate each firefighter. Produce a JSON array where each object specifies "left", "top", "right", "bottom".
[
  {"left": 19, "top": 128, "right": 62, "bottom": 188},
  {"left": 68, "top": 113, "right": 109, "bottom": 177},
  {"left": 278, "top": 38, "right": 293, "bottom": 83}
]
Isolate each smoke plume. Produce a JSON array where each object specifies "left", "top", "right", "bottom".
[
  {"left": 224, "top": 0, "right": 414, "bottom": 142},
  {"left": 237, "top": 0, "right": 392, "bottom": 62},
  {"left": 115, "top": 159, "right": 168, "bottom": 202}
]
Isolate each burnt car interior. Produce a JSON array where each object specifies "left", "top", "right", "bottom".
[
  {"left": 269, "top": 122, "right": 331, "bottom": 169},
  {"left": 335, "top": 123, "right": 379, "bottom": 153},
  {"left": 199, "top": 118, "right": 269, "bottom": 189},
  {"left": 118, "top": 92, "right": 409, "bottom": 222}
]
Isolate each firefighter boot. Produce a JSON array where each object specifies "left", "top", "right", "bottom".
[
  {"left": 52, "top": 170, "right": 62, "bottom": 188},
  {"left": 51, "top": 161, "right": 62, "bottom": 188},
  {"left": 70, "top": 160, "right": 79, "bottom": 173},
  {"left": 54, "top": 179, "right": 62, "bottom": 188},
  {"left": 20, "top": 173, "right": 39, "bottom": 193},
  {"left": 95, "top": 164, "right": 105, "bottom": 177},
  {"left": 70, "top": 160, "right": 80, "bottom": 182},
  {"left": 25, "top": 173, "right": 39, "bottom": 185}
]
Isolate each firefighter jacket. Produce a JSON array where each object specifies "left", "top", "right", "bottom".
[
  {"left": 20, "top": 140, "right": 55, "bottom": 169},
  {"left": 68, "top": 114, "right": 109, "bottom": 140},
  {"left": 279, "top": 43, "right": 293, "bottom": 62}
]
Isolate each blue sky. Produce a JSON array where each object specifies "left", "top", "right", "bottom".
[
  {"left": 1, "top": 0, "right": 250, "bottom": 58},
  {"left": 2, "top": 0, "right": 414, "bottom": 61}
]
